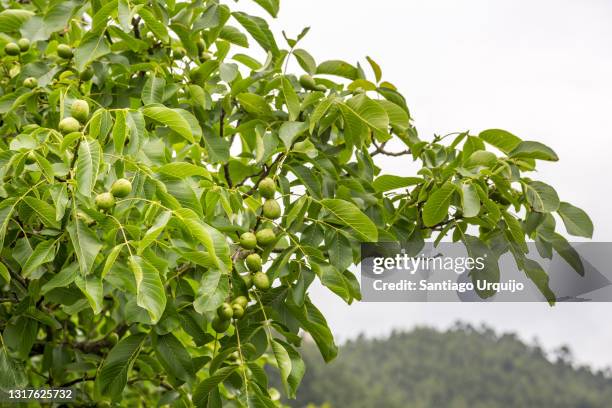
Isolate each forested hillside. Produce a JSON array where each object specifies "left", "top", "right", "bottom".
[{"left": 289, "top": 324, "right": 612, "bottom": 408}]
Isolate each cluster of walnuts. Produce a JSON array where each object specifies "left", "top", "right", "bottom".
[{"left": 211, "top": 178, "right": 282, "bottom": 333}]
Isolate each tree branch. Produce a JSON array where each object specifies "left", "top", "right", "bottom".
[{"left": 370, "top": 139, "right": 411, "bottom": 157}]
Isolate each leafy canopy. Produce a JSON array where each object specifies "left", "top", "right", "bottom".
[{"left": 0, "top": 0, "right": 593, "bottom": 406}]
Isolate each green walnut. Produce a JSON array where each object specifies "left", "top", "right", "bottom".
[
  {"left": 111, "top": 178, "right": 132, "bottom": 198},
  {"left": 4, "top": 42, "right": 20, "bottom": 56},
  {"left": 255, "top": 228, "right": 276, "bottom": 247},
  {"left": 246, "top": 253, "right": 262, "bottom": 272},
  {"left": 95, "top": 192, "right": 115, "bottom": 211},
  {"left": 299, "top": 74, "right": 326, "bottom": 92},
  {"left": 17, "top": 38, "right": 30, "bottom": 52},
  {"left": 259, "top": 177, "right": 276, "bottom": 199},
  {"left": 211, "top": 316, "right": 230, "bottom": 333},
  {"left": 108, "top": 333, "right": 119, "bottom": 346},
  {"left": 70, "top": 99, "right": 90, "bottom": 124},
  {"left": 57, "top": 44, "right": 73, "bottom": 59},
  {"left": 58, "top": 117, "right": 80, "bottom": 134},
  {"left": 23, "top": 77, "right": 37, "bottom": 88},
  {"left": 262, "top": 199, "right": 281, "bottom": 219},
  {"left": 253, "top": 272, "right": 270, "bottom": 290},
  {"left": 233, "top": 295, "right": 248, "bottom": 309},
  {"left": 239, "top": 232, "right": 257, "bottom": 250},
  {"left": 231, "top": 304, "right": 244, "bottom": 319},
  {"left": 217, "top": 302, "right": 234, "bottom": 320},
  {"left": 79, "top": 66, "right": 94, "bottom": 81}
]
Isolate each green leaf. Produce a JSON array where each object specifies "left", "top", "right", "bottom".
[
  {"left": 320, "top": 199, "right": 378, "bottom": 241},
  {"left": 23, "top": 197, "right": 60, "bottom": 229},
  {"left": 138, "top": 211, "right": 171, "bottom": 254},
  {"left": 422, "top": 182, "right": 457, "bottom": 227},
  {"left": 232, "top": 12, "right": 279, "bottom": 55},
  {"left": 74, "top": 32, "right": 111, "bottom": 72},
  {"left": 75, "top": 275, "right": 104, "bottom": 314},
  {"left": 0, "top": 9, "right": 34, "bottom": 33},
  {"left": 462, "top": 235, "right": 500, "bottom": 299},
  {"left": 192, "top": 366, "right": 237, "bottom": 407},
  {"left": 102, "top": 244, "right": 123, "bottom": 278},
  {"left": 293, "top": 48, "right": 316, "bottom": 74},
  {"left": 175, "top": 209, "right": 230, "bottom": 270},
  {"left": 194, "top": 269, "right": 229, "bottom": 315},
  {"left": 522, "top": 258, "right": 555, "bottom": 305},
  {"left": 3, "top": 316, "right": 37, "bottom": 359},
  {"left": 142, "top": 75, "right": 166, "bottom": 105},
  {"left": 112, "top": 110, "right": 128, "bottom": 154},
  {"left": 279, "top": 121, "right": 308, "bottom": 150},
  {"left": 49, "top": 184, "right": 69, "bottom": 222},
  {"left": 551, "top": 233, "right": 584, "bottom": 276},
  {"left": 465, "top": 150, "right": 497, "bottom": 168},
  {"left": 75, "top": 138, "right": 101, "bottom": 196},
  {"left": 524, "top": 181, "right": 560, "bottom": 213},
  {"left": 0, "top": 262, "right": 10, "bottom": 284},
  {"left": 378, "top": 100, "right": 410, "bottom": 131},
  {"left": 236, "top": 93, "right": 272, "bottom": 117},
  {"left": 142, "top": 105, "right": 198, "bottom": 143},
  {"left": 67, "top": 219, "right": 103, "bottom": 276},
  {"left": 510, "top": 141, "right": 559, "bottom": 161},
  {"left": 309, "top": 97, "right": 334, "bottom": 133},
  {"left": 250, "top": 0, "right": 280, "bottom": 17},
  {"left": 96, "top": 333, "right": 146, "bottom": 400},
  {"left": 139, "top": 9, "right": 169, "bottom": 42},
  {"left": 311, "top": 260, "right": 350, "bottom": 303},
  {"left": 286, "top": 299, "right": 337, "bottom": 362},
  {"left": 557, "top": 202, "right": 593, "bottom": 238},
  {"left": 153, "top": 333, "right": 194, "bottom": 383},
  {"left": 317, "top": 60, "right": 359, "bottom": 80},
  {"left": 219, "top": 26, "right": 249, "bottom": 47},
  {"left": 91, "top": 0, "right": 118, "bottom": 33},
  {"left": 501, "top": 211, "right": 528, "bottom": 253},
  {"left": 0, "top": 198, "right": 16, "bottom": 249},
  {"left": 157, "top": 163, "right": 210, "bottom": 179},
  {"left": 281, "top": 76, "right": 301, "bottom": 121},
  {"left": 41, "top": 263, "right": 78, "bottom": 294},
  {"left": 22, "top": 239, "right": 56, "bottom": 277},
  {"left": 0, "top": 346, "right": 27, "bottom": 390},
  {"left": 128, "top": 256, "right": 167, "bottom": 324},
  {"left": 340, "top": 95, "right": 389, "bottom": 135},
  {"left": 366, "top": 56, "right": 382, "bottom": 82},
  {"left": 373, "top": 175, "right": 422, "bottom": 192},
  {"left": 461, "top": 184, "right": 480, "bottom": 218},
  {"left": 479, "top": 129, "right": 522, "bottom": 153},
  {"left": 272, "top": 339, "right": 305, "bottom": 399}
]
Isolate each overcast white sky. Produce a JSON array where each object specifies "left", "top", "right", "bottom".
[{"left": 236, "top": 0, "right": 612, "bottom": 368}]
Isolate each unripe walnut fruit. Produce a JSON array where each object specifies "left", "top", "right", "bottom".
[
  {"left": 253, "top": 272, "right": 270, "bottom": 290},
  {"left": 259, "top": 177, "right": 276, "bottom": 199},
  {"left": 111, "top": 178, "right": 132, "bottom": 198},
  {"left": 239, "top": 232, "right": 257, "bottom": 250},
  {"left": 95, "top": 192, "right": 115, "bottom": 210},
  {"left": 246, "top": 253, "right": 262, "bottom": 272},
  {"left": 57, "top": 44, "right": 73, "bottom": 59},
  {"left": 58, "top": 117, "right": 80, "bottom": 134},
  {"left": 256, "top": 228, "right": 276, "bottom": 247},
  {"left": 262, "top": 199, "right": 281, "bottom": 219},
  {"left": 71, "top": 99, "right": 90, "bottom": 124}
]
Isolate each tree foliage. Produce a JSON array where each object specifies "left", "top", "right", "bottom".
[
  {"left": 0, "top": 0, "right": 593, "bottom": 406},
  {"left": 292, "top": 325, "right": 612, "bottom": 408}
]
